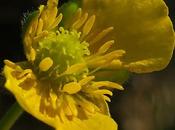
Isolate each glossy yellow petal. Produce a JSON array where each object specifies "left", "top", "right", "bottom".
[
  {"left": 56, "top": 113, "right": 117, "bottom": 130},
  {"left": 3, "top": 65, "right": 56, "bottom": 127},
  {"left": 83, "top": 0, "right": 175, "bottom": 73}
]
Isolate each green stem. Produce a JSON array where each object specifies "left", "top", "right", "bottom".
[{"left": 0, "top": 102, "right": 24, "bottom": 130}]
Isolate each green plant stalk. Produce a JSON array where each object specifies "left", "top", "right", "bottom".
[{"left": 0, "top": 102, "right": 24, "bottom": 130}]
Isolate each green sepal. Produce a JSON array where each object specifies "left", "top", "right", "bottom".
[{"left": 59, "top": 1, "right": 79, "bottom": 27}]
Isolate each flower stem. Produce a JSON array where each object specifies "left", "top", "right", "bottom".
[{"left": 0, "top": 102, "right": 24, "bottom": 130}]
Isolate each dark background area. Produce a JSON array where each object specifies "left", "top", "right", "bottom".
[{"left": 0, "top": 0, "right": 175, "bottom": 130}]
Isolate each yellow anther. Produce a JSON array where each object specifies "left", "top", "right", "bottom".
[
  {"left": 104, "top": 50, "right": 125, "bottom": 60},
  {"left": 73, "top": 8, "right": 82, "bottom": 22},
  {"left": 97, "top": 40, "right": 114, "bottom": 55},
  {"left": 82, "top": 15, "right": 96, "bottom": 36},
  {"left": 79, "top": 76, "right": 95, "bottom": 86},
  {"left": 51, "top": 13, "right": 63, "bottom": 29},
  {"left": 63, "top": 63, "right": 86, "bottom": 75},
  {"left": 90, "top": 27, "right": 114, "bottom": 44},
  {"left": 39, "top": 5, "right": 44, "bottom": 14},
  {"left": 49, "top": 92, "right": 57, "bottom": 109},
  {"left": 87, "top": 58, "right": 106, "bottom": 68},
  {"left": 63, "top": 103, "right": 73, "bottom": 116},
  {"left": 33, "top": 30, "right": 48, "bottom": 42},
  {"left": 31, "top": 18, "right": 39, "bottom": 37},
  {"left": 93, "top": 89, "right": 113, "bottom": 96},
  {"left": 77, "top": 8, "right": 82, "bottom": 16},
  {"left": 36, "top": 18, "right": 44, "bottom": 35},
  {"left": 92, "top": 81, "right": 124, "bottom": 90},
  {"left": 28, "top": 24, "right": 33, "bottom": 35},
  {"left": 18, "top": 69, "right": 33, "bottom": 79},
  {"left": 19, "top": 78, "right": 36, "bottom": 90},
  {"left": 62, "top": 82, "right": 81, "bottom": 94},
  {"left": 59, "top": 108, "right": 68, "bottom": 122},
  {"left": 39, "top": 57, "right": 53, "bottom": 71},
  {"left": 76, "top": 96, "right": 96, "bottom": 113},
  {"left": 24, "top": 35, "right": 32, "bottom": 47},
  {"left": 4, "top": 60, "right": 17, "bottom": 69},
  {"left": 48, "top": 7, "right": 58, "bottom": 27},
  {"left": 105, "top": 59, "right": 123, "bottom": 69},
  {"left": 86, "top": 50, "right": 125, "bottom": 68},
  {"left": 72, "top": 13, "right": 88, "bottom": 30},
  {"left": 47, "top": 0, "right": 58, "bottom": 8},
  {"left": 65, "top": 95, "right": 78, "bottom": 116},
  {"left": 59, "top": 27, "right": 65, "bottom": 33},
  {"left": 30, "top": 48, "right": 36, "bottom": 61},
  {"left": 102, "top": 95, "right": 111, "bottom": 102}
]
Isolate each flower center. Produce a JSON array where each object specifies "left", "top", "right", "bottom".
[{"left": 32, "top": 27, "right": 90, "bottom": 89}]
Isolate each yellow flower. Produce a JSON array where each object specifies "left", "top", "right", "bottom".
[{"left": 2, "top": 0, "right": 174, "bottom": 130}]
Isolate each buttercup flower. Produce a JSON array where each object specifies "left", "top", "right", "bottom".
[{"left": 2, "top": 0, "right": 174, "bottom": 130}]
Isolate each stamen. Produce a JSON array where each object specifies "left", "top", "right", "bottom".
[
  {"left": 51, "top": 13, "right": 63, "bottom": 29},
  {"left": 47, "top": 0, "right": 58, "bottom": 7},
  {"left": 24, "top": 35, "right": 32, "bottom": 47},
  {"left": 72, "top": 8, "right": 82, "bottom": 23},
  {"left": 4, "top": 60, "right": 18, "bottom": 69},
  {"left": 75, "top": 8, "right": 82, "bottom": 19},
  {"left": 93, "top": 89, "right": 113, "bottom": 96},
  {"left": 63, "top": 101, "right": 73, "bottom": 116},
  {"left": 40, "top": 10, "right": 48, "bottom": 29},
  {"left": 72, "top": 13, "right": 88, "bottom": 30},
  {"left": 65, "top": 95, "right": 78, "bottom": 116},
  {"left": 59, "top": 27, "right": 66, "bottom": 34},
  {"left": 92, "top": 81, "right": 124, "bottom": 90},
  {"left": 76, "top": 96, "right": 96, "bottom": 113},
  {"left": 63, "top": 63, "right": 86, "bottom": 75},
  {"left": 87, "top": 59, "right": 106, "bottom": 68},
  {"left": 102, "top": 95, "right": 111, "bottom": 102},
  {"left": 47, "top": 7, "right": 58, "bottom": 29},
  {"left": 99, "top": 50, "right": 125, "bottom": 65},
  {"left": 97, "top": 40, "right": 114, "bottom": 55},
  {"left": 87, "top": 50, "right": 125, "bottom": 68},
  {"left": 104, "top": 50, "right": 125, "bottom": 59},
  {"left": 29, "top": 47, "right": 36, "bottom": 61},
  {"left": 59, "top": 108, "right": 68, "bottom": 122},
  {"left": 19, "top": 78, "right": 36, "bottom": 90},
  {"left": 39, "top": 5, "right": 44, "bottom": 14},
  {"left": 33, "top": 30, "right": 48, "bottom": 42},
  {"left": 17, "top": 69, "right": 33, "bottom": 79},
  {"left": 105, "top": 59, "right": 123, "bottom": 69},
  {"left": 36, "top": 18, "right": 44, "bottom": 35},
  {"left": 90, "top": 27, "right": 114, "bottom": 45},
  {"left": 79, "top": 76, "right": 95, "bottom": 86},
  {"left": 82, "top": 15, "right": 96, "bottom": 37},
  {"left": 49, "top": 92, "right": 57, "bottom": 109},
  {"left": 39, "top": 57, "right": 53, "bottom": 71},
  {"left": 62, "top": 82, "right": 81, "bottom": 94},
  {"left": 31, "top": 19, "right": 39, "bottom": 37}
]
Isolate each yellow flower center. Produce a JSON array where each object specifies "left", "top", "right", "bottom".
[{"left": 32, "top": 27, "right": 90, "bottom": 90}]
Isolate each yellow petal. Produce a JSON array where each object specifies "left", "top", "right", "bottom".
[
  {"left": 83, "top": 0, "right": 175, "bottom": 73},
  {"left": 3, "top": 65, "right": 56, "bottom": 127},
  {"left": 56, "top": 113, "right": 117, "bottom": 130}
]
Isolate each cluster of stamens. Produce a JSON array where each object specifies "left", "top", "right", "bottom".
[{"left": 4, "top": 0, "right": 125, "bottom": 122}]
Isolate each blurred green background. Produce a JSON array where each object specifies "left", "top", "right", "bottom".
[{"left": 0, "top": 0, "right": 175, "bottom": 130}]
